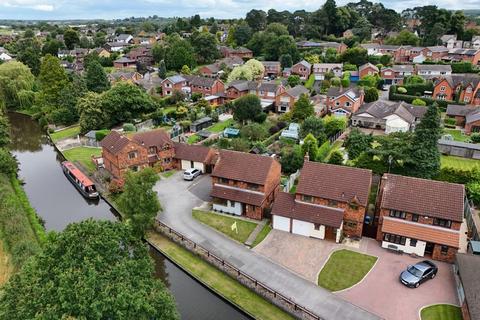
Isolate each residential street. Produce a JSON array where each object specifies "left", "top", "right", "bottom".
[{"left": 154, "top": 172, "right": 381, "bottom": 320}]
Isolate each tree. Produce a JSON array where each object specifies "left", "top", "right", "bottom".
[
  {"left": 233, "top": 23, "right": 253, "bottom": 46},
  {"left": 64, "top": 28, "right": 80, "bottom": 50},
  {"left": 233, "top": 94, "right": 263, "bottom": 124},
  {"left": 158, "top": 60, "right": 167, "bottom": 79},
  {"left": 78, "top": 92, "right": 106, "bottom": 133},
  {"left": 0, "top": 219, "right": 178, "bottom": 319},
  {"left": 227, "top": 65, "right": 253, "bottom": 82},
  {"left": 300, "top": 116, "right": 326, "bottom": 142},
  {"left": 406, "top": 103, "right": 442, "bottom": 179},
  {"left": 364, "top": 87, "right": 379, "bottom": 103},
  {"left": 385, "top": 30, "right": 420, "bottom": 46},
  {"left": 0, "top": 61, "right": 35, "bottom": 109},
  {"left": 0, "top": 110, "right": 10, "bottom": 148},
  {"left": 328, "top": 150, "right": 344, "bottom": 165},
  {"left": 246, "top": 31, "right": 268, "bottom": 56},
  {"left": 37, "top": 54, "right": 69, "bottom": 104},
  {"left": 152, "top": 43, "right": 166, "bottom": 64},
  {"left": 280, "top": 145, "right": 304, "bottom": 174},
  {"left": 244, "top": 59, "right": 265, "bottom": 79},
  {"left": 181, "top": 65, "right": 191, "bottom": 75},
  {"left": 322, "top": 0, "right": 340, "bottom": 35},
  {"left": 379, "top": 55, "right": 392, "bottom": 66},
  {"left": 412, "top": 98, "right": 427, "bottom": 106},
  {"left": 190, "top": 32, "right": 219, "bottom": 64},
  {"left": 404, "top": 75, "right": 425, "bottom": 85},
  {"left": 345, "top": 128, "right": 373, "bottom": 160},
  {"left": 341, "top": 47, "right": 368, "bottom": 66},
  {"left": 352, "top": 16, "right": 372, "bottom": 42},
  {"left": 287, "top": 75, "right": 301, "bottom": 87},
  {"left": 246, "top": 9, "right": 267, "bottom": 31},
  {"left": 15, "top": 38, "right": 42, "bottom": 76},
  {"left": 42, "top": 39, "right": 62, "bottom": 56},
  {"left": 165, "top": 38, "right": 195, "bottom": 71},
  {"left": 240, "top": 123, "right": 268, "bottom": 141},
  {"left": 118, "top": 168, "right": 161, "bottom": 237},
  {"left": 280, "top": 54, "right": 293, "bottom": 69},
  {"left": 292, "top": 94, "right": 314, "bottom": 121},
  {"left": 264, "top": 34, "right": 299, "bottom": 62},
  {"left": 302, "top": 133, "right": 318, "bottom": 161},
  {"left": 324, "top": 115, "right": 347, "bottom": 137},
  {"left": 85, "top": 60, "right": 110, "bottom": 93}
]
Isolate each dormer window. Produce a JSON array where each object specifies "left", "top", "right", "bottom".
[
  {"left": 302, "top": 195, "right": 312, "bottom": 203},
  {"left": 148, "top": 146, "right": 157, "bottom": 154}
]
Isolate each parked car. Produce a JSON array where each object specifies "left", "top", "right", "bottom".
[
  {"left": 399, "top": 260, "right": 438, "bottom": 288},
  {"left": 183, "top": 168, "right": 201, "bottom": 181}
]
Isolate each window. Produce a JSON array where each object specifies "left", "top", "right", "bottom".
[
  {"left": 433, "top": 218, "right": 452, "bottom": 228},
  {"left": 412, "top": 214, "right": 419, "bottom": 222},
  {"left": 345, "top": 101, "right": 351, "bottom": 107},
  {"left": 345, "top": 220, "right": 357, "bottom": 228},
  {"left": 465, "top": 96, "right": 470, "bottom": 103},
  {"left": 389, "top": 210, "right": 406, "bottom": 219},
  {"left": 335, "top": 101, "right": 340, "bottom": 107},
  {"left": 383, "top": 233, "right": 406, "bottom": 245},
  {"left": 128, "top": 151, "right": 137, "bottom": 160},
  {"left": 248, "top": 183, "right": 259, "bottom": 191},
  {"left": 314, "top": 223, "right": 320, "bottom": 230},
  {"left": 219, "top": 177, "right": 229, "bottom": 184},
  {"left": 466, "top": 87, "right": 472, "bottom": 93},
  {"left": 440, "top": 86, "right": 446, "bottom": 92},
  {"left": 148, "top": 146, "right": 157, "bottom": 154},
  {"left": 349, "top": 203, "right": 358, "bottom": 210},
  {"left": 328, "top": 200, "right": 338, "bottom": 206},
  {"left": 441, "top": 245, "right": 449, "bottom": 255},
  {"left": 410, "top": 239, "right": 417, "bottom": 247},
  {"left": 302, "top": 195, "right": 313, "bottom": 203}
]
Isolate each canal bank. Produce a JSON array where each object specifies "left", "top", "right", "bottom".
[{"left": 8, "top": 112, "right": 252, "bottom": 320}]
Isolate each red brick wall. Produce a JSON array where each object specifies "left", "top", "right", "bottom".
[
  {"left": 433, "top": 79, "right": 453, "bottom": 100},
  {"left": 226, "top": 87, "right": 247, "bottom": 100},
  {"left": 102, "top": 141, "right": 149, "bottom": 178},
  {"left": 359, "top": 66, "right": 378, "bottom": 79},
  {"left": 432, "top": 244, "right": 457, "bottom": 263},
  {"left": 291, "top": 64, "right": 311, "bottom": 79},
  {"left": 465, "top": 119, "right": 480, "bottom": 134},
  {"left": 328, "top": 95, "right": 363, "bottom": 114}
]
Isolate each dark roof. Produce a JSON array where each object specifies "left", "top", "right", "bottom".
[
  {"left": 354, "top": 101, "right": 426, "bottom": 123},
  {"left": 227, "top": 80, "right": 257, "bottom": 91},
  {"left": 212, "top": 150, "right": 279, "bottom": 185},
  {"left": 272, "top": 192, "right": 344, "bottom": 228},
  {"left": 296, "top": 162, "right": 372, "bottom": 206},
  {"left": 456, "top": 253, "right": 480, "bottom": 320},
  {"left": 466, "top": 110, "right": 480, "bottom": 124},
  {"left": 100, "top": 131, "right": 132, "bottom": 155},
  {"left": 131, "top": 129, "right": 171, "bottom": 149},
  {"left": 285, "top": 85, "right": 309, "bottom": 98},
  {"left": 173, "top": 142, "right": 216, "bottom": 164},
  {"left": 446, "top": 104, "right": 479, "bottom": 117},
  {"left": 435, "top": 74, "right": 480, "bottom": 89},
  {"left": 380, "top": 174, "right": 464, "bottom": 222},
  {"left": 184, "top": 75, "right": 218, "bottom": 87},
  {"left": 359, "top": 63, "right": 379, "bottom": 73},
  {"left": 327, "top": 86, "right": 362, "bottom": 101},
  {"left": 211, "top": 184, "right": 265, "bottom": 206},
  {"left": 416, "top": 64, "right": 452, "bottom": 72},
  {"left": 258, "top": 82, "right": 281, "bottom": 92}
]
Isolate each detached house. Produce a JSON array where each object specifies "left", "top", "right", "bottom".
[
  {"left": 359, "top": 63, "right": 379, "bottom": 79},
  {"left": 445, "top": 48, "right": 480, "bottom": 65},
  {"left": 262, "top": 61, "right": 282, "bottom": 77},
  {"left": 312, "top": 63, "right": 343, "bottom": 80},
  {"left": 290, "top": 60, "right": 312, "bottom": 80},
  {"left": 211, "top": 151, "right": 281, "bottom": 220},
  {"left": 272, "top": 162, "right": 372, "bottom": 242},
  {"left": 173, "top": 143, "right": 217, "bottom": 173},
  {"left": 326, "top": 86, "right": 364, "bottom": 116},
  {"left": 161, "top": 75, "right": 188, "bottom": 97},
  {"left": 446, "top": 104, "right": 480, "bottom": 134},
  {"left": 415, "top": 64, "right": 452, "bottom": 77},
  {"left": 225, "top": 80, "right": 257, "bottom": 100},
  {"left": 381, "top": 65, "right": 414, "bottom": 85},
  {"left": 219, "top": 46, "right": 253, "bottom": 59},
  {"left": 184, "top": 75, "right": 225, "bottom": 97},
  {"left": 275, "top": 85, "right": 309, "bottom": 113},
  {"left": 432, "top": 74, "right": 480, "bottom": 105},
  {"left": 256, "top": 82, "right": 286, "bottom": 104},
  {"left": 113, "top": 56, "right": 136, "bottom": 69},
  {"left": 376, "top": 174, "right": 464, "bottom": 263}
]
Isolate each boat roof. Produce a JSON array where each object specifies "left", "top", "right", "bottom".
[{"left": 62, "top": 161, "right": 95, "bottom": 187}]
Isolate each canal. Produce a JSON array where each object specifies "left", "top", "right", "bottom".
[{"left": 8, "top": 112, "right": 250, "bottom": 320}]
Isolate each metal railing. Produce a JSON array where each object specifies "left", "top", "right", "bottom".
[{"left": 154, "top": 220, "right": 322, "bottom": 320}]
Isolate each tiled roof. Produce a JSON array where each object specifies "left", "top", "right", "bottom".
[
  {"left": 382, "top": 217, "right": 460, "bottom": 247},
  {"left": 272, "top": 192, "right": 344, "bottom": 228},
  {"left": 164, "top": 75, "right": 186, "bottom": 84},
  {"left": 173, "top": 142, "right": 216, "bottom": 164},
  {"left": 131, "top": 129, "right": 172, "bottom": 149},
  {"left": 359, "top": 63, "right": 379, "bottom": 73},
  {"left": 354, "top": 101, "right": 426, "bottom": 123},
  {"left": 212, "top": 150, "right": 279, "bottom": 185},
  {"left": 456, "top": 253, "right": 480, "bottom": 320},
  {"left": 184, "top": 75, "right": 218, "bottom": 87},
  {"left": 285, "top": 85, "right": 309, "bottom": 98},
  {"left": 380, "top": 174, "right": 464, "bottom": 222},
  {"left": 296, "top": 162, "right": 372, "bottom": 206},
  {"left": 211, "top": 184, "right": 265, "bottom": 206},
  {"left": 416, "top": 64, "right": 452, "bottom": 72},
  {"left": 446, "top": 104, "right": 478, "bottom": 117},
  {"left": 327, "top": 86, "right": 362, "bottom": 101},
  {"left": 100, "top": 131, "right": 133, "bottom": 155},
  {"left": 391, "top": 65, "right": 414, "bottom": 73},
  {"left": 258, "top": 82, "right": 281, "bottom": 92}
]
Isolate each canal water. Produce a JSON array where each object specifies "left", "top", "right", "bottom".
[{"left": 8, "top": 112, "right": 250, "bottom": 320}]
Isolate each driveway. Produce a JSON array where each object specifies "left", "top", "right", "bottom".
[
  {"left": 254, "top": 230, "right": 458, "bottom": 320},
  {"left": 154, "top": 171, "right": 380, "bottom": 320}
]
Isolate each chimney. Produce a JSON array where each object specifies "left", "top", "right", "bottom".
[{"left": 304, "top": 152, "right": 309, "bottom": 162}]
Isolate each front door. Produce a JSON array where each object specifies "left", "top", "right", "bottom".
[
  {"left": 324, "top": 226, "right": 336, "bottom": 241},
  {"left": 425, "top": 242, "right": 435, "bottom": 255}
]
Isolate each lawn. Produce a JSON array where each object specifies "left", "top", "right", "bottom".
[
  {"left": 147, "top": 232, "right": 295, "bottom": 320},
  {"left": 444, "top": 129, "right": 470, "bottom": 142},
  {"left": 420, "top": 304, "right": 462, "bottom": 320},
  {"left": 187, "top": 134, "right": 201, "bottom": 144},
  {"left": 251, "top": 224, "right": 272, "bottom": 247},
  {"left": 0, "top": 238, "right": 13, "bottom": 287},
  {"left": 50, "top": 125, "right": 80, "bottom": 142},
  {"left": 441, "top": 155, "right": 480, "bottom": 170},
  {"left": 207, "top": 118, "right": 235, "bottom": 133},
  {"left": 318, "top": 249, "right": 377, "bottom": 292},
  {"left": 63, "top": 147, "right": 102, "bottom": 174},
  {"left": 192, "top": 210, "right": 258, "bottom": 243}
]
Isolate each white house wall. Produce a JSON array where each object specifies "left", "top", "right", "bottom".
[
  {"left": 213, "top": 200, "right": 242, "bottom": 216},
  {"left": 273, "top": 215, "right": 290, "bottom": 232},
  {"left": 381, "top": 238, "right": 426, "bottom": 256}
]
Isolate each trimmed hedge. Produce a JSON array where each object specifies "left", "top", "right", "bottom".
[{"left": 389, "top": 85, "right": 455, "bottom": 111}]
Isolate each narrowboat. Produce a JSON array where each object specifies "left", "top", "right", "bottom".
[{"left": 61, "top": 161, "right": 99, "bottom": 199}]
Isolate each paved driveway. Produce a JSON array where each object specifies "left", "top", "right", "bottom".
[
  {"left": 153, "top": 171, "right": 380, "bottom": 320},
  {"left": 255, "top": 230, "right": 458, "bottom": 320}
]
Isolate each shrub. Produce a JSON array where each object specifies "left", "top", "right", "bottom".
[
  {"left": 397, "top": 87, "right": 407, "bottom": 94},
  {"left": 123, "top": 123, "right": 136, "bottom": 132},
  {"left": 412, "top": 98, "right": 427, "bottom": 106},
  {"left": 316, "top": 141, "right": 331, "bottom": 162},
  {"left": 95, "top": 129, "right": 111, "bottom": 141},
  {"left": 470, "top": 133, "right": 480, "bottom": 143},
  {"left": 467, "top": 182, "right": 480, "bottom": 204}
]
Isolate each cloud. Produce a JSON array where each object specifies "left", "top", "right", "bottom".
[{"left": 1, "top": 0, "right": 56, "bottom": 11}]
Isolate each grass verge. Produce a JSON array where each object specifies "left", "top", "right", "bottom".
[
  {"left": 187, "top": 134, "right": 201, "bottom": 144},
  {"left": 420, "top": 304, "right": 462, "bottom": 320},
  {"left": 0, "top": 235, "right": 13, "bottom": 287},
  {"left": 251, "top": 224, "right": 272, "bottom": 248},
  {"left": 318, "top": 249, "right": 377, "bottom": 291},
  {"left": 50, "top": 125, "right": 80, "bottom": 142},
  {"left": 63, "top": 147, "right": 102, "bottom": 173},
  {"left": 207, "top": 118, "right": 235, "bottom": 133},
  {"left": 441, "top": 155, "right": 480, "bottom": 170},
  {"left": 147, "top": 232, "right": 295, "bottom": 320},
  {"left": 192, "top": 210, "right": 257, "bottom": 243},
  {"left": 162, "top": 170, "right": 176, "bottom": 178},
  {"left": 443, "top": 129, "right": 470, "bottom": 142}
]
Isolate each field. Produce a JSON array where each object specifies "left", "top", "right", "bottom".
[
  {"left": 50, "top": 125, "right": 81, "bottom": 142},
  {"left": 63, "top": 147, "right": 102, "bottom": 173},
  {"left": 207, "top": 118, "right": 235, "bottom": 133}
]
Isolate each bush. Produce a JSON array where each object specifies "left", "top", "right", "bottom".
[
  {"left": 467, "top": 182, "right": 480, "bottom": 204},
  {"left": 397, "top": 87, "right": 407, "bottom": 94},
  {"left": 254, "top": 112, "right": 267, "bottom": 123},
  {"left": 0, "top": 149, "right": 18, "bottom": 176},
  {"left": 95, "top": 129, "right": 111, "bottom": 141},
  {"left": 444, "top": 117, "right": 457, "bottom": 127},
  {"left": 316, "top": 141, "right": 331, "bottom": 162},
  {"left": 470, "top": 133, "right": 480, "bottom": 143},
  {"left": 123, "top": 123, "right": 136, "bottom": 132},
  {"left": 412, "top": 98, "right": 427, "bottom": 106}
]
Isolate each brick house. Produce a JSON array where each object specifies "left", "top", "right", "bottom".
[
  {"left": 415, "top": 64, "right": 452, "bottom": 77},
  {"left": 126, "top": 46, "right": 154, "bottom": 66},
  {"left": 290, "top": 60, "right": 312, "bottom": 80},
  {"left": 312, "top": 63, "right": 343, "bottom": 80},
  {"left": 219, "top": 46, "right": 253, "bottom": 59},
  {"left": 184, "top": 75, "right": 225, "bottom": 97},
  {"left": 262, "top": 61, "right": 282, "bottom": 77},
  {"left": 358, "top": 63, "right": 379, "bottom": 79},
  {"left": 454, "top": 253, "right": 480, "bottom": 320},
  {"left": 432, "top": 75, "right": 480, "bottom": 105},
  {"left": 421, "top": 46, "right": 450, "bottom": 62},
  {"left": 446, "top": 104, "right": 480, "bottom": 134},
  {"left": 100, "top": 129, "right": 175, "bottom": 179},
  {"left": 445, "top": 48, "right": 480, "bottom": 65},
  {"left": 225, "top": 80, "right": 257, "bottom": 100},
  {"left": 326, "top": 86, "right": 365, "bottom": 116},
  {"left": 173, "top": 142, "right": 217, "bottom": 173},
  {"left": 113, "top": 56, "right": 136, "bottom": 69},
  {"left": 376, "top": 174, "right": 465, "bottom": 263},
  {"left": 275, "top": 85, "right": 309, "bottom": 113},
  {"left": 380, "top": 65, "right": 414, "bottom": 85},
  {"left": 161, "top": 75, "right": 188, "bottom": 97},
  {"left": 108, "top": 71, "right": 143, "bottom": 84},
  {"left": 256, "top": 82, "right": 286, "bottom": 103},
  {"left": 271, "top": 162, "right": 372, "bottom": 241},
  {"left": 210, "top": 150, "right": 281, "bottom": 220}
]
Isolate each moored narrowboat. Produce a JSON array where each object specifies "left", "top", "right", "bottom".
[{"left": 61, "top": 161, "right": 99, "bottom": 199}]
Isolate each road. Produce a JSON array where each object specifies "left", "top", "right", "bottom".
[{"left": 154, "top": 172, "right": 381, "bottom": 320}]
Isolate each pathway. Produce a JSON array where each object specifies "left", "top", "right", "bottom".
[{"left": 244, "top": 219, "right": 268, "bottom": 247}]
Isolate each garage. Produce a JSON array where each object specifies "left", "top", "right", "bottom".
[
  {"left": 273, "top": 215, "right": 290, "bottom": 232},
  {"left": 174, "top": 143, "right": 217, "bottom": 174}
]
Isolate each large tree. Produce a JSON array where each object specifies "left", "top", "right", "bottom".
[
  {"left": 233, "top": 94, "right": 263, "bottom": 124},
  {"left": 37, "top": 54, "right": 69, "bottom": 104},
  {"left": 0, "top": 61, "right": 35, "bottom": 110},
  {"left": 344, "top": 128, "right": 373, "bottom": 160},
  {"left": 78, "top": 92, "right": 106, "bottom": 133},
  {"left": 85, "top": 60, "right": 110, "bottom": 93},
  {"left": 292, "top": 94, "right": 314, "bottom": 121},
  {"left": 300, "top": 116, "right": 326, "bottom": 142},
  {"left": 165, "top": 38, "right": 196, "bottom": 71},
  {"left": 118, "top": 168, "right": 161, "bottom": 237},
  {"left": 63, "top": 28, "right": 80, "bottom": 50},
  {"left": 246, "top": 10, "right": 268, "bottom": 31},
  {"left": 233, "top": 23, "right": 253, "bottom": 46},
  {"left": 0, "top": 219, "right": 178, "bottom": 319},
  {"left": 190, "top": 32, "right": 219, "bottom": 64}
]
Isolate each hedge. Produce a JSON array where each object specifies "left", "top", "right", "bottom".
[
  {"left": 95, "top": 129, "right": 111, "bottom": 142},
  {"left": 389, "top": 85, "right": 455, "bottom": 111},
  {"left": 316, "top": 140, "right": 331, "bottom": 162}
]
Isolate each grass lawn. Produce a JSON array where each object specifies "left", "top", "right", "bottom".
[
  {"left": 162, "top": 170, "right": 176, "bottom": 178},
  {"left": 187, "top": 134, "right": 201, "bottom": 144},
  {"left": 251, "top": 224, "right": 272, "bottom": 248},
  {"left": 421, "top": 304, "right": 462, "bottom": 320},
  {"left": 192, "top": 210, "right": 258, "bottom": 243},
  {"left": 147, "top": 232, "right": 295, "bottom": 320},
  {"left": 207, "top": 118, "right": 235, "bottom": 133},
  {"left": 444, "top": 129, "right": 470, "bottom": 142},
  {"left": 63, "top": 147, "right": 102, "bottom": 174},
  {"left": 50, "top": 125, "right": 80, "bottom": 142},
  {"left": 318, "top": 249, "right": 377, "bottom": 291},
  {"left": 0, "top": 238, "right": 13, "bottom": 287},
  {"left": 441, "top": 155, "right": 480, "bottom": 170}
]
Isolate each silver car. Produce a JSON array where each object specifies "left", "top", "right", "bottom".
[
  {"left": 183, "top": 168, "right": 201, "bottom": 181},
  {"left": 399, "top": 260, "right": 438, "bottom": 288}
]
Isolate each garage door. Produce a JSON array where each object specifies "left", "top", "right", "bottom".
[
  {"left": 292, "top": 219, "right": 311, "bottom": 237},
  {"left": 273, "top": 215, "right": 290, "bottom": 232}
]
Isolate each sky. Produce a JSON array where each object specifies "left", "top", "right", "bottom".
[{"left": 0, "top": 0, "right": 479, "bottom": 20}]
